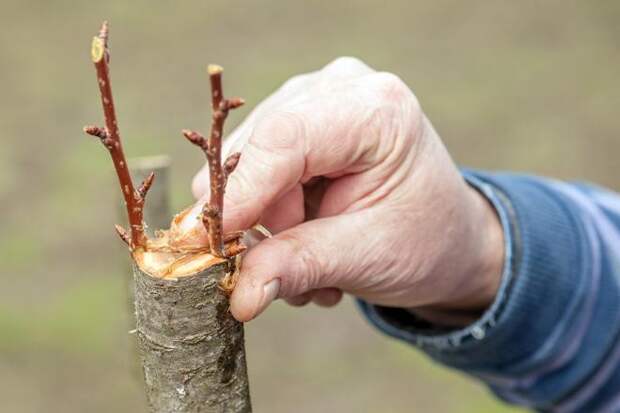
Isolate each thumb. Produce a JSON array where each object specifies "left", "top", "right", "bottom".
[{"left": 230, "top": 211, "right": 375, "bottom": 321}]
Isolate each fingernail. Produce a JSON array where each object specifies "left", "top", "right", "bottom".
[{"left": 255, "top": 279, "right": 280, "bottom": 317}]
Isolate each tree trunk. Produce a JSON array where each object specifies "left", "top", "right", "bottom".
[{"left": 133, "top": 260, "right": 252, "bottom": 413}]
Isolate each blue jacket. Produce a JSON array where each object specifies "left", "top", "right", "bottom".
[{"left": 358, "top": 170, "right": 620, "bottom": 412}]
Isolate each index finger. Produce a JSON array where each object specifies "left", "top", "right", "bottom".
[{"left": 222, "top": 85, "right": 385, "bottom": 233}]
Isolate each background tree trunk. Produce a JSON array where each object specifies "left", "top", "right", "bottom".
[{"left": 133, "top": 261, "right": 252, "bottom": 413}]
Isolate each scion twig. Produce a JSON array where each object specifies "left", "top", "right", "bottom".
[
  {"left": 84, "top": 22, "right": 152, "bottom": 251},
  {"left": 182, "top": 65, "right": 244, "bottom": 257}
]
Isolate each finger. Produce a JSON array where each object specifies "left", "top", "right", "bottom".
[
  {"left": 222, "top": 96, "right": 384, "bottom": 233},
  {"left": 220, "top": 111, "right": 306, "bottom": 233},
  {"left": 192, "top": 73, "right": 317, "bottom": 199},
  {"left": 259, "top": 183, "right": 305, "bottom": 234},
  {"left": 285, "top": 291, "right": 314, "bottom": 307},
  {"left": 225, "top": 57, "right": 372, "bottom": 158},
  {"left": 172, "top": 184, "right": 304, "bottom": 249},
  {"left": 317, "top": 56, "right": 374, "bottom": 88},
  {"left": 311, "top": 288, "right": 343, "bottom": 307},
  {"left": 193, "top": 57, "right": 375, "bottom": 201},
  {"left": 189, "top": 71, "right": 418, "bottom": 241},
  {"left": 229, "top": 211, "right": 381, "bottom": 321}
]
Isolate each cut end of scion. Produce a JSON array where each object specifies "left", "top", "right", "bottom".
[
  {"left": 207, "top": 64, "right": 223, "bottom": 75},
  {"left": 91, "top": 36, "right": 105, "bottom": 63},
  {"left": 91, "top": 21, "right": 108, "bottom": 63}
]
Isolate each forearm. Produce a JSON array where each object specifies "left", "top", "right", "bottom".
[{"left": 359, "top": 170, "right": 620, "bottom": 412}]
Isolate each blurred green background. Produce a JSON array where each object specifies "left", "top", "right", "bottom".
[{"left": 1, "top": 1, "right": 618, "bottom": 412}]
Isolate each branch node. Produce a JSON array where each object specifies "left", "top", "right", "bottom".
[
  {"left": 115, "top": 224, "right": 131, "bottom": 246},
  {"left": 182, "top": 129, "right": 207, "bottom": 149},
  {"left": 138, "top": 171, "right": 155, "bottom": 200},
  {"left": 202, "top": 204, "right": 221, "bottom": 222},
  {"left": 223, "top": 152, "right": 241, "bottom": 178},
  {"left": 83, "top": 125, "right": 109, "bottom": 140},
  {"left": 226, "top": 98, "right": 245, "bottom": 110}
]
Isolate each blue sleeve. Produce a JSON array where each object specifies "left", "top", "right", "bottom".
[{"left": 357, "top": 170, "right": 620, "bottom": 412}]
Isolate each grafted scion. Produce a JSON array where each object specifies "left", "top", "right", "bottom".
[
  {"left": 84, "top": 21, "right": 153, "bottom": 251},
  {"left": 84, "top": 22, "right": 247, "bottom": 271},
  {"left": 182, "top": 65, "right": 245, "bottom": 257}
]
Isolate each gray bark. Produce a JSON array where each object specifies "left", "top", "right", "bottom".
[{"left": 133, "top": 261, "right": 251, "bottom": 413}]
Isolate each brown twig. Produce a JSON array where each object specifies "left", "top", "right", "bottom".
[
  {"left": 84, "top": 22, "right": 152, "bottom": 251},
  {"left": 182, "top": 65, "right": 244, "bottom": 257}
]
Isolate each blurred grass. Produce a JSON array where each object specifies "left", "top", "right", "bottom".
[{"left": 1, "top": 0, "right": 619, "bottom": 412}]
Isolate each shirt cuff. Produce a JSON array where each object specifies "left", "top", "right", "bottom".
[
  {"left": 357, "top": 170, "right": 589, "bottom": 374},
  {"left": 357, "top": 170, "right": 517, "bottom": 352}
]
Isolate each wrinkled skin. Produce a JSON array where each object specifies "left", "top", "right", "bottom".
[{"left": 187, "top": 57, "right": 504, "bottom": 324}]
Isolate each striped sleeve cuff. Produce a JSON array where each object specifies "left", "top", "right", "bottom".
[
  {"left": 357, "top": 171, "right": 517, "bottom": 354},
  {"left": 358, "top": 170, "right": 620, "bottom": 410}
]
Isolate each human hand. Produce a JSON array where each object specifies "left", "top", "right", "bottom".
[{"left": 188, "top": 57, "right": 504, "bottom": 323}]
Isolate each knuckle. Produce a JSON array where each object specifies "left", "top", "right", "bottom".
[
  {"left": 276, "top": 231, "right": 306, "bottom": 255},
  {"left": 323, "top": 56, "right": 370, "bottom": 76},
  {"left": 369, "top": 72, "right": 421, "bottom": 115},
  {"left": 280, "top": 74, "right": 311, "bottom": 93},
  {"left": 274, "top": 232, "right": 321, "bottom": 294},
  {"left": 372, "top": 72, "right": 409, "bottom": 97},
  {"left": 250, "top": 110, "right": 305, "bottom": 154},
  {"left": 329, "top": 56, "right": 364, "bottom": 68}
]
